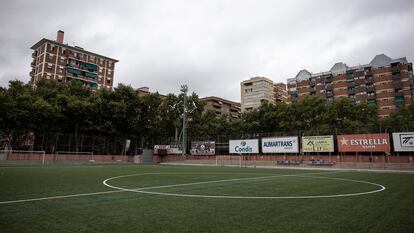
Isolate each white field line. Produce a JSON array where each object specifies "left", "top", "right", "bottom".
[
  {"left": 103, "top": 171, "right": 385, "bottom": 199},
  {"left": 0, "top": 172, "right": 171, "bottom": 205},
  {"left": 103, "top": 171, "right": 339, "bottom": 192},
  {"left": 161, "top": 162, "right": 414, "bottom": 174},
  {"left": 0, "top": 190, "right": 124, "bottom": 205},
  {"left": 0, "top": 171, "right": 334, "bottom": 205},
  {"left": 0, "top": 171, "right": 380, "bottom": 204}
]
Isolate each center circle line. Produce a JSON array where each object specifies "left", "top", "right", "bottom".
[{"left": 102, "top": 172, "right": 386, "bottom": 199}]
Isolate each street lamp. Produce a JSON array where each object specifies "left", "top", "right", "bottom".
[{"left": 181, "top": 85, "right": 188, "bottom": 158}]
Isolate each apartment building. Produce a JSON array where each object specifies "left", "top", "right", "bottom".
[
  {"left": 287, "top": 54, "right": 414, "bottom": 117},
  {"left": 240, "top": 76, "right": 275, "bottom": 112},
  {"left": 30, "top": 31, "right": 118, "bottom": 90},
  {"left": 274, "top": 82, "right": 288, "bottom": 102},
  {"left": 200, "top": 96, "right": 241, "bottom": 120}
]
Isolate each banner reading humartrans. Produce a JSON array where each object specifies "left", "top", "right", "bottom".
[
  {"left": 392, "top": 132, "right": 414, "bottom": 152},
  {"left": 338, "top": 134, "right": 390, "bottom": 152},
  {"left": 190, "top": 141, "right": 216, "bottom": 155},
  {"left": 302, "top": 136, "right": 334, "bottom": 152},
  {"left": 262, "top": 137, "right": 299, "bottom": 153},
  {"left": 229, "top": 139, "right": 259, "bottom": 154}
]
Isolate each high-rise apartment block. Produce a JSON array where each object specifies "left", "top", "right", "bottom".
[
  {"left": 200, "top": 96, "right": 241, "bottom": 120},
  {"left": 30, "top": 31, "right": 118, "bottom": 89},
  {"left": 287, "top": 54, "right": 413, "bottom": 117},
  {"left": 241, "top": 76, "right": 275, "bottom": 112},
  {"left": 274, "top": 82, "right": 288, "bottom": 102},
  {"left": 240, "top": 77, "right": 287, "bottom": 112}
]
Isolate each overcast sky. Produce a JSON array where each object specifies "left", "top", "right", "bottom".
[{"left": 1, "top": 0, "right": 413, "bottom": 102}]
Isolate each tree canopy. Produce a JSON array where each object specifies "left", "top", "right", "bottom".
[{"left": 1, "top": 79, "right": 412, "bottom": 151}]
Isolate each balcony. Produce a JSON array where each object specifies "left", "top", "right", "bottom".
[
  {"left": 84, "top": 63, "right": 98, "bottom": 72},
  {"left": 395, "top": 96, "right": 404, "bottom": 102},
  {"left": 67, "top": 67, "right": 82, "bottom": 75},
  {"left": 364, "top": 70, "right": 373, "bottom": 77},
  {"left": 325, "top": 85, "right": 332, "bottom": 91},
  {"left": 355, "top": 79, "right": 365, "bottom": 85},
  {"left": 84, "top": 72, "right": 98, "bottom": 79},
  {"left": 393, "top": 80, "right": 403, "bottom": 89},
  {"left": 366, "top": 86, "right": 375, "bottom": 92},
  {"left": 347, "top": 89, "right": 355, "bottom": 95},
  {"left": 32, "top": 52, "right": 37, "bottom": 58},
  {"left": 30, "top": 61, "right": 36, "bottom": 67}
]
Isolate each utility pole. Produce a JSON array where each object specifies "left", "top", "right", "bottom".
[{"left": 181, "top": 85, "right": 188, "bottom": 159}]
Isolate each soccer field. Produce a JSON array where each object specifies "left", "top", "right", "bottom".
[{"left": 0, "top": 165, "right": 413, "bottom": 233}]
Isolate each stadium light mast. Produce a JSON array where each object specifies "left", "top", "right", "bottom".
[{"left": 181, "top": 84, "right": 188, "bottom": 159}]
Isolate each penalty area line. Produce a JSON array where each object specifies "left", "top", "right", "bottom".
[{"left": 0, "top": 190, "right": 125, "bottom": 205}]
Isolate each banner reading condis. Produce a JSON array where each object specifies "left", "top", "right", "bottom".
[{"left": 337, "top": 134, "right": 390, "bottom": 152}]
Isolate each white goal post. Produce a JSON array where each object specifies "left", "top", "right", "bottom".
[
  {"left": 215, "top": 155, "right": 242, "bottom": 168},
  {"left": 0, "top": 150, "right": 46, "bottom": 165}
]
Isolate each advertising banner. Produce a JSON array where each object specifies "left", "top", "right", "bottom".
[
  {"left": 262, "top": 137, "right": 299, "bottom": 153},
  {"left": 153, "top": 144, "right": 182, "bottom": 154},
  {"left": 190, "top": 141, "right": 216, "bottom": 155},
  {"left": 302, "top": 136, "right": 334, "bottom": 152},
  {"left": 338, "top": 134, "right": 390, "bottom": 152},
  {"left": 153, "top": 145, "right": 170, "bottom": 154},
  {"left": 392, "top": 132, "right": 414, "bottom": 152},
  {"left": 167, "top": 144, "right": 182, "bottom": 154},
  {"left": 229, "top": 139, "right": 259, "bottom": 154}
]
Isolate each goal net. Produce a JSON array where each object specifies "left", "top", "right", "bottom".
[
  {"left": 55, "top": 151, "right": 94, "bottom": 163},
  {"left": 215, "top": 155, "right": 243, "bottom": 167},
  {"left": 0, "top": 150, "right": 46, "bottom": 165}
]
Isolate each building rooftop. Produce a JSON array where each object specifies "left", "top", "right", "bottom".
[
  {"left": 291, "top": 54, "right": 409, "bottom": 80},
  {"left": 200, "top": 96, "right": 241, "bottom": 106},
  {"left": 31, "top": 38, "right": 119, "bottom": 62}
]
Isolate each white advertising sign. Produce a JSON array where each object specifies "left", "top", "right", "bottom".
[
  {"left": 262, "top": 137, "right": 299, "bottom": 153},
  {"left": 229, "top": 139, "right": 259, "bottom": 154},
  {"left": 392, "top": 132, "right": 414, "bottom": 152}
]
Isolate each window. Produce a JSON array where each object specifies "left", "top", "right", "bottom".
[
  {"left": 47, "top": 63, "right": 52, "bottom": 69},
  {"left": 108, "top": 62, "right": 112, "bottom": 67},
  {"left": 108, "top": 70, "right": 112, "bottom": 75}
]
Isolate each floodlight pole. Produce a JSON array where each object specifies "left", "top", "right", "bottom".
[{"left": 181, "top": 85, "right": 188, "bottom": 159}]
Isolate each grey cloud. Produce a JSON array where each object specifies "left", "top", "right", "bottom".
[{"left": 0, "top": 0, "right": 413, "bottom": 102}]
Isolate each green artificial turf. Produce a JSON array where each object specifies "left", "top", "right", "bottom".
[{"left": 0, "top": 164, "right": 413, "bottom": 233}]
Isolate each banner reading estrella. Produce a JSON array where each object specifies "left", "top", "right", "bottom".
[
  {"left": 262, "top": 137, "right": 299, "bottom": 153},
  {"left": 229, "top": 139, "right": 259, "bottom": 154},
  {"left": 301, "top": 136, "right": 334, "bottom": 152},
  {"left": 337, "top": 134, "right": 390, "bottom": 152}
]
